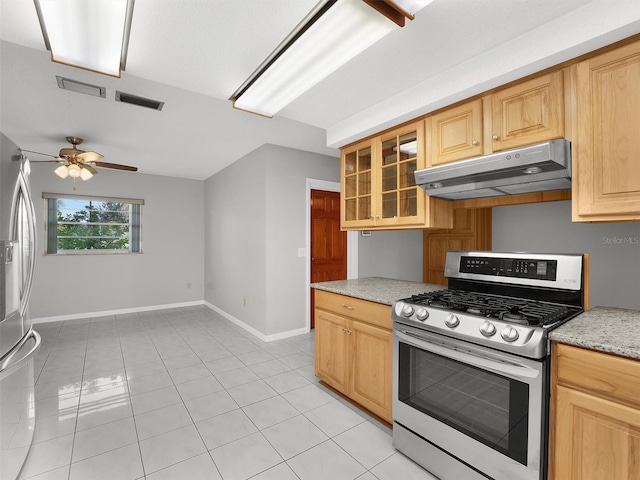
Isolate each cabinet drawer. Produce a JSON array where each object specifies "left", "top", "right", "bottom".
[
  {"left": 314, "top": 290, "right": 392, "bottom": 330},
  {"left": 554, "top": 343, "right": 640, "bottom": 410}
]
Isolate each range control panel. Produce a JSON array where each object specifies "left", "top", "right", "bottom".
[{"left": 460, "top": 256, "right": 558, "bottom": 281}]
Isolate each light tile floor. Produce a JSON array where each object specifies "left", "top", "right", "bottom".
[{"left": 20, "top": 306, "right": 438, "bottom": 480}]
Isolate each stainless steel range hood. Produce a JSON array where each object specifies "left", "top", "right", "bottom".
[{"left": 415, "top": 139, "right": 571, "bottom": 200}]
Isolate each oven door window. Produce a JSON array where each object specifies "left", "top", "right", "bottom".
[{"left": 398, "top": 341, "right": 529, "bottom": 465}]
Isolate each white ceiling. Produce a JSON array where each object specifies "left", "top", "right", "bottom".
[{"left": 1, "top": 0, "right": 639, "bottom": 180}]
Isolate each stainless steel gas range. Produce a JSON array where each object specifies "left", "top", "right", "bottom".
[{"left": 392, "top": 251, "right": 587, "bottom": 480}]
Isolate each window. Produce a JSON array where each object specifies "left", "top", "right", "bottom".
[{"left": 43, "top": 193, "right": 143, "bottom": 254}]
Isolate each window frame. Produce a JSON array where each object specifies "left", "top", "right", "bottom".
[{"left": 43, "top": 192, "right": 144, "bottom": 255}]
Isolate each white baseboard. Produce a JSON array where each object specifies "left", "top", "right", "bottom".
[
  {"left": 32, "top": 300, "right": 310, "bottom": 343},
  {"left": 31, "top": 300, "right": 205, "bottom": 324},
  {"left": 204, "top": 302, "right": 309, "bottom": 342}
]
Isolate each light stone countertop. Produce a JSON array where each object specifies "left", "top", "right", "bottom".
[
  {"left": 312, "top": 278, "right": 640, "bottom": 361},
  {"left": 310, "top": 277, "right": 444, "bottom": 306},
  {"left": 550, "top": 306, "right": 640, "bottom": 360}
]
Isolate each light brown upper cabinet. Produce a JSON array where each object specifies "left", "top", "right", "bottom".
[
  {"left": 428, "top": 99, "right": 484, "bottom": 166},
  {"left": 341, "top": 121, "right": 452, "bottom": 230},
  {"left": 342, "top": 138, "right": 374, "bottom": 229},
  {"left": 341, "top": 34, "right": 640, "bottom": 226},
  {"left": 428, "top": 71, "right": 565, "bottom": 167},
  {"left": 571, "top": 39, "right": 640, "bottom": 222},
  {"left": 490, "top": 70, "right": 565, "bottom": 151}
]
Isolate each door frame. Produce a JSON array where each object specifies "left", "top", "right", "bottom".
[{"left": 305, "top": 178, "right": 358, "bottom": 330}]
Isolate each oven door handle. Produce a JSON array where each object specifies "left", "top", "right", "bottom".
[{"left": 396, "top": 329, "right": 541, "bottom": 380}]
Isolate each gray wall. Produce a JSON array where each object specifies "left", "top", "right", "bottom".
[
  {"left": 358, "top": 230, "right": 423, "bottom": 282},
  {"left": 204, "top": 144, "right": 339, "bottom": 337},
  {"left": 29, "top": 166, "right": 205, "bottom": 319},
  {"left": 493, "top": 201, "right": 640, "bottom": 310},
  {"left": 204, "top": 147, "right": 268, "bottom": 334}
]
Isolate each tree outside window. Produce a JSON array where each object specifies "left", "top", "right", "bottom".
[{"left": 44, "top": 194, "right": 142, "bottom": 254}]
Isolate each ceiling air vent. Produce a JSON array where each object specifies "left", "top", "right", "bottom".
[
  {"left": 115, "top": 91, "right": 164, "bottom": 111},
  {"left": 56, "top": 76, "right": 106, "bottom": 98}
]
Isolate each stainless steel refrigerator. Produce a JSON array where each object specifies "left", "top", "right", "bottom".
[{"left": 0, "top": 132, "right": 41, "bottom": 480}]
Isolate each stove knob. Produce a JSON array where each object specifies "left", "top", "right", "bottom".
[
  {"left": 416, "top": 308, "right": 429, "bottom": 321},
  {"left": 402, "top": 304, "right": 415, "bottom": 317},
  {"left": 444, "top": 313, "right": 460, "bottom": 328},
  {"left": 479, "top": 320, "right": 496, "bottom": 337},
  {"left": 501, "top": 326, "right": 519, "bottom": 342}
]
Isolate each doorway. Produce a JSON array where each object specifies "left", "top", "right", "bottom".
[
  {"left": 305, "top": 179, "right": 358, "bottom": 331},
  {"left": 310, "top": 190, "right": 347, "bottom": 328}
]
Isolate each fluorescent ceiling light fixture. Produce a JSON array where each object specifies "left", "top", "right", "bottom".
[
  {"left": 230, "top": 0, "right": 432, "bottom": 117},
  {"left": 392, "top": 0, "right": 434, "bottom": 14},
  {"left": 34, "top": 0, "right": 135, "bottom": 77}
]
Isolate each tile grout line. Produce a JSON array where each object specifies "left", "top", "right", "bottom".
[
  {"left": 117, "top": 312, "right": 148, "bottom": 480},
  {"left": 28, "top": 307, "right": 405, "bottom": 480}
]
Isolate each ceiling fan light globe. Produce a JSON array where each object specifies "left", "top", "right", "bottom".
[
  {"left": 79, "top": 166, "right": 94, "bottom": 180},
  {"left": 67, "top": 164, "right": 82, "bottom": 178},
  {"left": 54, "top": 165, "right": 69, "bottom": 178}
]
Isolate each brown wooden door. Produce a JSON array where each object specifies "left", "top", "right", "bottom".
[{"left": 311, "top": 190, "right": 347, "bottom": 328}]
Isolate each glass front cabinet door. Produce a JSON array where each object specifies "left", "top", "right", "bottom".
[
  {"left": 342, "top": 139, "right": 374, "bottom": 228},
  {"left": 341, "top": 121, "right": 452, "bottom": 230},
  {"left": 376, "top": 124, "right": 423, "bottom": 228}
]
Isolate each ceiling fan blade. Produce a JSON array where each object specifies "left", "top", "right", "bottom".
[
  {"left": 28, "top": 159, "right": 65, "bottom": 164},
  {"left": 77, "top": 151, "right": 103, "bottom": 161},
  {"left": 81, "top": 164, "right": 98, "bottom": 175},
  {"left": 94, "top": 161, "right": 138, "bottom": 172},
  {"left": 19, "top": 148, "right": 59, "bottom": 159}
]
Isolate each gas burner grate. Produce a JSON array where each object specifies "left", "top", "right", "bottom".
[{"left": 408, "top": 289, "right": 573, "bottom": 326}]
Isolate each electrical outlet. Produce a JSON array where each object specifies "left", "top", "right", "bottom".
[
  {"left": 187, "top": 283, "right": 192, "bottom": 289},
  {"left": 243, "top": 297, "right": 247, "bottom": 306}
]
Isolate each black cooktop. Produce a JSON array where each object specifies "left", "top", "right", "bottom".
[{"left": 407, "top": 289, "right": 578, "bottom": 326}]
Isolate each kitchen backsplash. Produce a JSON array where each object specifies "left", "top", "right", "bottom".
[
  {"left": 493, "top": 200, "right": 640, "bottom": 310},
  {"left": 356, "top": 200, "right": 639, "bottom": 311}
]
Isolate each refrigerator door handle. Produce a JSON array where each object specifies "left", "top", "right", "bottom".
[
  {"left": 22, "top": 171, "right": 37, "bottom": 312},
  {"left": 10, "top": 169, "right": 37, "bottom": 315},
  {"left": 0, "top": 329, "right": 41, "bottom": 380}
]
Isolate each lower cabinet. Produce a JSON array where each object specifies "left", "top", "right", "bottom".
[
  {"left": 314, "top": 290, "right": 393, "bottom": 423},
  {"left": 551, "top": 343, "right": 640, "bottom": 480}
]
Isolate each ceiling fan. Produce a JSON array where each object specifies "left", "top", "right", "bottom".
[{"left": 21, "top": 136, "right": 138, "bottom": 181}]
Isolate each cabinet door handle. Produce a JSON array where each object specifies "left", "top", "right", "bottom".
[
  {"left": 341, "top": 304, "right": 355, "bottom": 310},
  {"left": 472, "top": 140, "right": 479, "bottom": 146},
  {"left": 346, "top": 329, "right": 352, "bottom": 335},
  {"left": 492, "top": 134, "right": 500, "bottom": 140}
]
